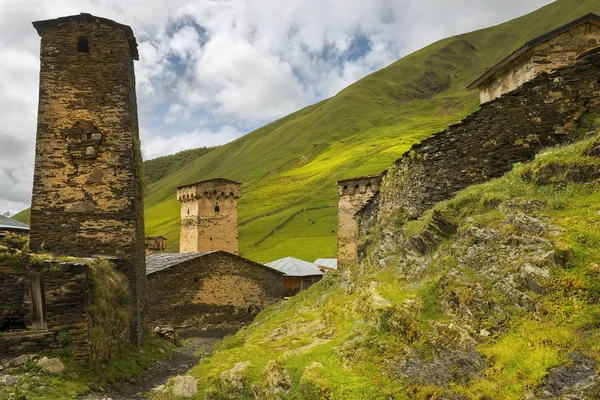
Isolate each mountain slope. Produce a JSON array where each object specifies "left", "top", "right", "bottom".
[
  {"left": 156, "top": 120, "right": 600, "bottom": 399},
  {"left": 142, "top": 0, "right": 600, "bottom": 262}
]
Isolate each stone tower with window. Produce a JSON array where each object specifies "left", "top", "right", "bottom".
[
  {"left": 177, "top": 179, "right": 241, "bottom": 254},
  {"left": 29, "top": 13, "right": 147, "bottom": 342},
  {"left": 336, "top": 175, "right": 381, "bottom": 269}
]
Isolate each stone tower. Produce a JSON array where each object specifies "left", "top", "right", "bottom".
[
  {"left": 177, "top": 179, "right": 241, "bottom": 254},
  {"left": 30, "top": 14, "right": 147, "bottom": 342},
  {"left": 337, "top": 175, "right": 381, "bottom": 269}
]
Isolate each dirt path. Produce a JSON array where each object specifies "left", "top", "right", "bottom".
[{"left": 83, "top": 336, "right": 222, "bottom": 400}]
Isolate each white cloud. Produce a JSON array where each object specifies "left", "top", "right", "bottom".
[{"left": 0, "top": 0, "right": 554, "bottom": 212}]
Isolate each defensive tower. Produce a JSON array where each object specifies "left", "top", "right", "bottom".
[
  {"left": 177, "top": 179, "right": 241, "bottom": 254},
  {"left": 337, "top": 175, "right": 381, "bottom": 269},
  {"left": 29, "top": 13, "right": 146, "bottom": 342}
]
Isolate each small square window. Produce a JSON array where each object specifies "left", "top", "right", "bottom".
[{"left": 78, "top": 37, "right": 89, "bottom": 53}]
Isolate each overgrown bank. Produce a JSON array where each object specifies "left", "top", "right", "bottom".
[{"left": 169, "top": 124, "right": 600, "bottom": 399}]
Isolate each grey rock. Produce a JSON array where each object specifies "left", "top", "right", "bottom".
[
  {"left": 172, "top": 375, "right": 198, "bottom": 398},
  {"left": 37, "top": 357, "right": 65, "bottom": 374},
  {"left": 8, "top": 354, "right": 29, "bottom": 367}
]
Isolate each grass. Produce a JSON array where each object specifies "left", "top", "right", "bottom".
[
  {"left": 0, "top": 335, "right": 176, "bottom": 400},
  {"left": 18, "top": 0, "right": 600, "bottom": 262},
  {"left": 174, "top": 122, "right": 600, "bottom": 398}
]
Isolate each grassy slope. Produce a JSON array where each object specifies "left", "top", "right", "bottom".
[
  {"left": 139, "top": 0, "right": 600, "bottom": 262},
  {"left": 163, "top": 121, "right": 600, "bottom": 399}
]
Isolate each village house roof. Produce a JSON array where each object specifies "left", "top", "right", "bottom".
[
  {"left": 146, "top": 250, "right": 285, "bottom": 276},
  {"left": 177, "top": 178, "right": 242, "bottom": 190},
  {"left": 314, "top": 258, "right": 338, "bottom": 270},
  {"left": 264, "top": 257, "right": 323, "bottom": 277},
  {"left": 467, "top": 13, "right": 600, "bottom": 91},
  {"left": 0, "top": 215, "right": 30, "bottom": 232},
  {"left": 32, "top": 13, "right": 139, "bottom": 60}
]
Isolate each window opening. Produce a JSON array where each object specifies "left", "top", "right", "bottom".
[{"left": 77, "top": 37, "right": 89, "bottom": 53}]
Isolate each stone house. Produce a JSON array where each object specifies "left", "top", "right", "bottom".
[
  {"left": 146, "top": 251, "right": 285, "bottom": 334},
  {"left": 145, "top": 236, "right": 167, "bottom": 255},
  {"left": 468, "top": 13, "right": 600, "bottom": 103},
  {"left": 264, "top": 257, "right": 323, "bottom": 296}
]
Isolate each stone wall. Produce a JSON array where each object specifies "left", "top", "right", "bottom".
[
  {"left": 478, "top": 22, "right": 600, "bottom": 103},
  {"left": 178, "top": 179, "right": 241, "bottom": 254},
  {"left": 146, "top": 251, "right": 284, "bottom": 333},
  {"left": 145, "top": 236, "right": 167, "bottom": 255},
  {"left": 0, "top": 262, "right": 91, "bottom": 360},
  {"left": 29, "top": 14, "right": 146, "bottom": 342},
  {"left": 336, "top": 175, "right": 381, "bottom": 269},
  {"left": 359, "top": 53, "right": 600, "bottom": 238},
  {"left": 0, "top": 268, "right": 27, "bottom": 331}
]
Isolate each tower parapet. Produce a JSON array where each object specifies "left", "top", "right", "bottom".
[
  {"left": 177, "top": 178, "right": 241, "bottom": 254},
  {"left": 336, "top": 175, "right": 382, "bottom": 269}
]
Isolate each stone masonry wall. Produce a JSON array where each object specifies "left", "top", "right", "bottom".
[
  {"left": 0, "top": 262, "right": 91, "bottom": 361},
  {"left": 29, "top": 15, "right": 146, "bottom": 342},
  {"left": 336, "top": 175, "right": 381, "bottom": 269},
  {"left": 359, "top": 53, "right": 600, "bottom": 237},
  {"left": 478, "top": 22, "right": 600, "bottom": 103},
  {"left": 178, "top": 179, "right": 241, "bottom": 254},
  {"left": 146, "top": 252, "right": 284, "bottom": 333}
]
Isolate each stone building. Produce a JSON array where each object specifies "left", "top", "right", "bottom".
[
  {"left": 28, "top": 13, "right": 146, "bottom": 342},
  {"left": 145, "top": 236, "right": 167, "bottom": 255},
  {"left": 146, "top": 251, "right": 284, "bottom": 333},
  {"left": 264, "top": 257, "right": 323, "bottom": 296},
  {"left": 336, "top": 175, "right": 381, "bottom": 269},
  {"left": 468, "top": 13, "right": 600, "bottom": 104},
  {"left": 177, "top": 179, "right": 241, "bottom": 254}
]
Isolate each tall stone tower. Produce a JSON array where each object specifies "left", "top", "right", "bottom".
[
  {"left": 337, "top": 175, "right": 381, "bottom": 269},
  {"left": 177, "top": 179, "right": 241, "bottom": 254},
  {"left": 30, "top": 14, "right": 147, "bottom": 342}
]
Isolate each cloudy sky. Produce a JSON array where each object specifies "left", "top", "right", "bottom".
[{"left": 0, "top": 0, "right": 553, "bottom": 214}]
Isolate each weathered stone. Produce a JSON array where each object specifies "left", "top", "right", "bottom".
[
  {"left": 8, "top": 354, "right": 29, "bottom": 367},
  {"left": 177, "top": 179, "right": 241, "bottom": 254},
  {"left": 37, "top": 357, "right": 65, "bottom": 374},
  {"left": 171, "top": 375, "right": 198, "bottom": 398},
  {"left": 29, "top": 13, "right": 147, "bottom": 343},
  {"left": 336, "top": 175, "right": 381, "bottom": 269}
]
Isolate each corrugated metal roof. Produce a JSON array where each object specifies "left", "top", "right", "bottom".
[
  {"left": 264, "top": 257, "right": 323, "bottom": 277},
  {"left": 0, "top": 215, "right": 30, "bottom": 231},
  {"left": 314, "top": 258, "right": 337, "bottom": 270},
  {"left": 146, "top": 252, "right": 211, "bottom": 275}
]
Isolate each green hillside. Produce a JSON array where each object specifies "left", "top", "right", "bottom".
[
  {"left": 14, "top": 0, "right": 600, "bottom": 262},
  {"left": 157, "top": 118, "right": 600, "bottom": 399},
  {"left": 141, "top": 0, "right": 600, "bottom": 262}
]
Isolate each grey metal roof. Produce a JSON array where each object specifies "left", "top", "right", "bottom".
[
  {"left": 264, "top": 257, "right": 323, "bottom": 277},
  {"left": 314, "top": 258, "right": 338, "bottom": 270},
  {"left": 146, "top": 252, "right": 211, "bottom": 275},
  {"left": 0, "top": 215, "right": 30, "bottom": 231}
]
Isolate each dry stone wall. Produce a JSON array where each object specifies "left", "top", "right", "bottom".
[
  {"left": 146, "top": 252, "right": 284, "bottom": 333},
  {"left": 359, "top": 52, "right": 600, "bottom": 238},
  {"left": 29, "top": 14, "right": 146, "bottom": 342}
]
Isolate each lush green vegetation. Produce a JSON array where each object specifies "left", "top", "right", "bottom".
[
  {"left": 169, "top": 122, "right": 600, "bottom": 399},
  {"left": 140, "top": 0, "right": 600, "bottom": 261},
  {"left": 12, "top": 0, "right": 600, "bottom": 262},
  {"left": 0, "top": 336, "right": 176, "bottom": 400}
]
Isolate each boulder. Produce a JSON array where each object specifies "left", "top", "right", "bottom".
[
  {"left": 172, "top": 375, "right": 198, "bottom": 398},
  {"left": 37, "top": 357, "right": 65, "bottom": 374},
  {"left": 8, "top": 354, "right": 29, "bottom": 367}
]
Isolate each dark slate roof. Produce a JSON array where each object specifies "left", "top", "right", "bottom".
[
  {"left": 0, "top": 215, "right": 30, "bottom": 232},
  {"left": 264, "top": 257, "right": 323, "bottom": 277},
  {"left": 146, "top": 252, "right": 211, "bottom": 275},
  {"left": 32, "top": 13, "right": 139, "bottom": 60},
  {"left": 467, "top": 13, "right": 600, "bottom": 90},
  {"left": 177, "top": 178, "right": 242, "bottom": 190},
  {"left": 146, "top": 250, "right": 285, "bottom": 276}
]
